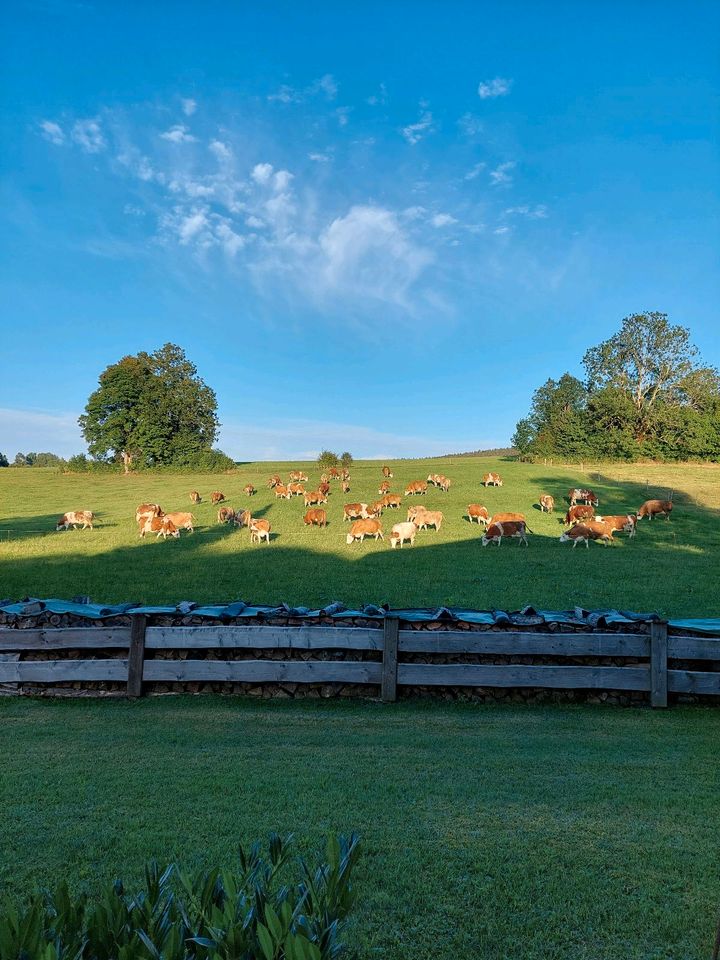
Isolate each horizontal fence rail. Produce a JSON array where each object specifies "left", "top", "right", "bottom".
[{"left": 0, "top": 620, "right": 718, "bottom": 706}]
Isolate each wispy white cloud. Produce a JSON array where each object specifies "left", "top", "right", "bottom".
[
  {"left": 251, "top": 162, "right": 274, "bottom": 184},
  {"left": 489, "top": 161, "right": 516, "bottom": 186},
  {"left": 494, "top": 225, "right": 511, "bottom": 235},
  {"left": 458, "top": 113, "right": 483, "bottom": 137},
  {"left": 308, "top": 152, "right": 332, "bottom": 163},
  {"left": 335, "top": 106, "right": 351, "bottom": 127},
  {"left": 160, "top": 124, "right": 197, "bottom": 144},
  {"left": 71, "top": 118, "right": 106, "bottom": 153},
  {"left": 430, "top": 213, "right": 458, "bottom": 228},
  {"left": 181, "top": 97, "right": 197, "bottom": 116},
  {"left": 366, "top": 82, "right": 388, "bottom": 106},
  {"left": 504, "top": 204, "right": 548, "bottom": 219},
  {"left": 401, "top": 109, "right": 434, "bottom": 145},
  {"left": 315, "top": 74, "right": 338, "bottom": 99},
  {"left": 39, "top": 120, "right": 65, "bottom": 145},
  {"left": 209, "top": 139, "right": 231, "bottom": 160},
  {"left": 464, "top": 162, "right": 485, "bottom": 181},
  {"left": 268, "top": 73, "right": 338, "bottom": 103},
  {"left": 478, "top": 77, "right": 512, "bottom": 99}
]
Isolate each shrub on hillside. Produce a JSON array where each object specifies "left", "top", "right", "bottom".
[
  {"left": 340, "top": 451, "right": 353, "bottom": 468},
  {"left": 0, "top": 833, "right": 359, "bottom": 959},
  {"left": 317, "top": 450, "right": 340, "bottom": 468}
]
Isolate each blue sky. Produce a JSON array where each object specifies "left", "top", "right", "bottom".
[{"left": 1, "top": 1, "right": 718, "bottom": 459}]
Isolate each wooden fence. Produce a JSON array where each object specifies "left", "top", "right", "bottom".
[{"left": 1, "top": 618, "right": 719, "bottom": 706}]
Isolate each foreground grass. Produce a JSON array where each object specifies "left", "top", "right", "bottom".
[
  {"left": 0, "top": 696, "right": 717, "bottom": 958},
  {"left": 0, "top": 457, "right": 718, "bottom": 615}
]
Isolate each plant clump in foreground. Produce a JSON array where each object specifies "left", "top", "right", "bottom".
[{"left": 0, "top": 833, "right": 359, "bottom": 960}]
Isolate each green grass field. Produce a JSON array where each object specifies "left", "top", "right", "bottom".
[
  {"left": 1, "top": 696, "right": 718, "bottom": 959},
  {"left": 1, "top": 457, "right": 718, "bottom": 615}
]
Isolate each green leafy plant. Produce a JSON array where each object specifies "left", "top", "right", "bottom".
[{"left": 0, "top": 834, "right": 359, "bottom": 960}]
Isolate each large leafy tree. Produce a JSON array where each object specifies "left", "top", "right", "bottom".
[
  {"left": 79, "top": 343, "right": 219, "bottom": 466},
  {"left": 511, "top": 373, "right": 589, "bottom": 459}
]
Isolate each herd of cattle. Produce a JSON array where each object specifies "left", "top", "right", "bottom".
[{"left": 54, "top": 465, "right": 675, "bottom": 551}]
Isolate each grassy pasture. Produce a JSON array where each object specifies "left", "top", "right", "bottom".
[
  {"left": 0, "top": 696, "right": 718, "bottom": 959},
  {"left": 0, "top": 457, "right": 718, "bottom": 615}
]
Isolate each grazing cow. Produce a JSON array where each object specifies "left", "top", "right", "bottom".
[
  {"left": 481, "top": 520, "right": 528, "bottom": 547},
  {"left": 249, "top": 518, "right": 271, "bottom": 544},
  {"left": 163, "top": 512, "right": 195, "bottom": 533},
  {"left": 244, "top": 484, "right": 256, "bottom": 496},
  {"left": 267, "top": 474, "right": 281, "bottom": 488},
  {"left": 218, "top": 506, "right": 236, "bottom": 524},
  {"left": 382, "top": 465, "right": 393, "bottom": 479},
  {"left": 367, "top": 501, "right": 384, "bottom": 518},
  {"left": 379, "top": 481, "right": 391, "bottom": 495},
  {"left": 414, "top": 509, "right": 443, "bottom": 532},
  {"left": 274, "top": 484, "right": 291, "bottom": 500},
  {"left": 564, "top": 504, "right": 595, "bottom": 525},
  {"left": 56, "top": 510, "right": 94, "bottom": 531},
  {"left": 141, "top": 516, "right": 179, "bottom": 539},
  {"left": 289, "top": 470, "right": 309, "bottom": 482},
  {"left": 288, "top": 483, "right": 305, "bottom": 497},
  {"left": 559, "top": 523, "right": 611, "bottom": 549},
  {"left": 190, "top": 491, "right": 201, "bottom": 504},
  {"left": 596, "top": 514, "right": 637, "bottom": 538},
  {"left": 343, "top": 502, "right": 371, "bottom": 521},
  {"left": 320, "top": 473, "right": 329, "bottom": 484},
  {"left": 390, "top": 521, "right": 417, "bottom": 548},
  {"left": 568, "top": 488, "right": 599, "bottom": 507},
  {"left": 346, "top": 518, "right": 383, "bottom": 544},
  {"left": 382, "top": 494, "right": 402, "bottom": 509},
  {"left": 437, "top": 475, "right": 451, "bottom": 492},
  {"left": 135, "top": 503, "right": 162, "bottom": 524},
  {"left": 404, "top": 481, "right": 428, "bottom": 496},
  {"left": 232, "top": 509, "right": 252, "bottom": 528},
  {"left": 427, "top": 473, "right": 441, "bottom": 486},
  {"left": 467, "top": 504, "right": 490, "bottom": 526},
  {"left": 341, "top": 480, "right": 351, "bottom": 494},
  {"left": 303, "top": 508, "right": 327, "bottom": 527},
  {"left": 211, "top": 491, "right": 226, "bottom": 505},
  {"left": 482, "top": 472, "right": 503, "bottom": 487},
  {"left": 304, "top": 490, "right": 328, "bottom": 507},
  {"left": 318, "top": 481, "right": 331, "bottom": 497},
  {"left": 488, "top": 512, "right": 526, "bottom": 526},
  {"left": 341, "top": 468, "right": 350, "bottom": 481},
  {"left": 328, "top": 467, "right": 340, "bottom": 479},
  {"left": 539, "top": 494, "right": 555, "bottom": 513},
  {"left": 637, "top": 499, "right": 673, "bottom": 521}
]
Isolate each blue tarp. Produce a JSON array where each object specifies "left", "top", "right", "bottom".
[{"left": 1, "top": 598, "right": 719, "bottom": 633}]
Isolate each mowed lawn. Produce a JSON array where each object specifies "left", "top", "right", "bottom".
[
  {"left": 0, "top": 457, "right": 718, "bottom": 615},
  {"left": 0, "top": 697, "right": 717, "bottom": 959}
]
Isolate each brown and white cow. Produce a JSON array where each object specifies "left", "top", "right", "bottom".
[
  {"left": 414, "top": 509, "right": 443, "bottom": 532},
  {"left": 379, "top": 480, "right": 391, "bottom": 495},
  {"left": 390, "top": 521, "right": 417, "bottom": 548},
  {"left": 135, "top": 503, "right": 162, "bottom": 524},
  {"left": 341, "top": 480, "right": 351, "bottom": 494},
  {"left": 595, "top": 514, "right": 637, "bottom": 537},
  {"left": 341, "top": 468, "right": 350, "bottom": 481},
  {"left": 564, "top": 504, "right": 595, "bottom": 526},
  {"left": 343, "top": 502, "right": 371, "bottom": 522},
  {"left": 482, "top": 472, "right": 503, "bottom": 487},
  {"left": 210, "top": 491, "right": 226, "bottom": 505},
  {"left": 559, "top": 523, "right": 611, "bottom": 549},
  {"left": 244, "top": 484, "right": 256, "bottom": 496},
  {"left": 163, "top": 512, "right": 195, "bottom": 533},
  {"left": 249, "top": 518, "right": 271, "bottom": 544},
  {"left": 539, "top": 494, "right": 555, "bottom": 513},
  {"left": 56, "top": 510, "right": 94, "bottom": 531},
  {"left": 437, "top": 475, "right": 451, "bottom": 492},
  {"left": 288, "top": 483, "right": 305, "bottom": 497},
  {"left": 318, "top": 481, "right": 331, "bottom": 497},
  {"left": 267, "top": 474, "right": 281, "bottom": 488},
  {"left": 346, "top": 518, "right": 383, "bottom": 544},
  {"left": 404, "top": 481, "right": 428, "bottom": 496},
  {"left": 304, "top": 490, "right": 328, "bottom": 507},
  {"left": 382, "top": 465, "right": 393, "bottom": 479},
  {"left": 289, "top": 470, "right": 309, "bottom": 483},
  {"left": 568, "top": 488, "right": 599, "bottom": 507},
  {"left": 303, "top": 508, "right": 327, "bottom": 527},
  {"left": 366, "top": 501, "right": 384, "bottom": 518},
  {"left": 274, "top": 484, "right": 291, "bottom": 500},
  {"left": 189, "top": 491, "right": 201, "bottom": 504},
  {"left": 382, "top": 494, "right": 402, "bottom": 509},
  {"left": 481, "top": 520, "right": 528, "bottom": 547},
  {"left": 637, "top": 499, "right": 673, "bottom": 521},
  {"left": 467, "top": 504, "right": 490, "bottom": 526},
  {"left": 488, "top": 512, "right": 526, "bottom": 526},
  {"left": 233, "top": 509, "right": 252, "bottom": 528},
  {"left": 141, "top": 516, "right": 179, "bottom": 539},
  {"left": 328, "top": 467, "right": 341, "bottom": 479}
]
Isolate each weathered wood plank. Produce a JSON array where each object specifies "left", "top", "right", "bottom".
[
  {"left": 145, "top": 625, "right": 384, "bottom": 650},
  {"left": 127, "top": 615, "right": 147, "bottom": 698},
  {"left": 650, "top": 621, "right": 668, "bottom": 708},
  {"left": 0, "top": 627, "right": 131, "bottom": 650},
  {"left": 382, "top": 618, "right": 399, "bottom": 702},
  {"left": 668, "top": 635, "right": 720, "bottom": 660},
  {"left": 398, "top": 630, "right": 650, "bottom": 657},
  {"left": 397, "top": 663, "right": 651, "bottom": 691},
  {"left": 0, "top": 660, "right": 129, "bottom": 682},
  {"left": 668, "top": 670, "right": 720, "bottom": 695},
  {"left": 142, "top": 659, "right": 382, "bottom": 684}
]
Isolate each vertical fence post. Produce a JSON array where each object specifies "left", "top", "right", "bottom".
[
  {"left": 127, "top": 615, "right": 147, "bottom": 699},
  {"left": 650, "top": 621, "right": 668, "bottom": 708},
  {"left": 382, "top": 617, "right": 399, "bottom": 703}
]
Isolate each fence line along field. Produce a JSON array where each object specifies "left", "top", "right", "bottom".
[{"left": 0, "top": 457, "right": 718, "bottom": 616}]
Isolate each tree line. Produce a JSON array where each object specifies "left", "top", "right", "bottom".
[{"left": 512, "top": 312, "right": 720, "bottom": 462}]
